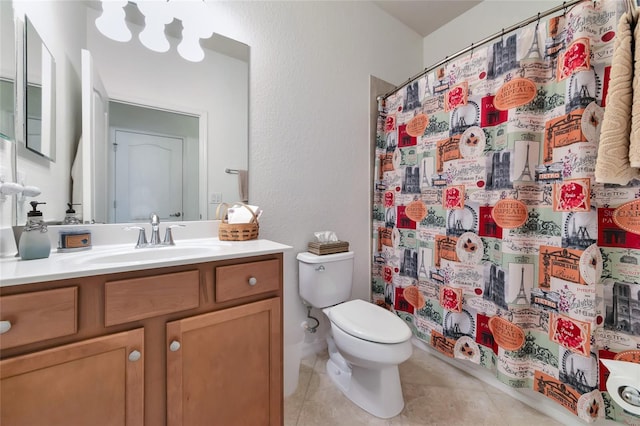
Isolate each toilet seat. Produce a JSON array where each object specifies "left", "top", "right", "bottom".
[{"left": 325, "top": 299, "right": 412, "bottom": 344}]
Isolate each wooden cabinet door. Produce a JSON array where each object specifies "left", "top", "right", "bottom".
[
  {"left": 166, "top": 297, "right": 282, "bottom": 426},
  {"left": 0, "top": 328, "right": 144, "bottom": 426}
]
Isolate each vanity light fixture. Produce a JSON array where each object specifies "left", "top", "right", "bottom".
[
  {"left": 95, "top": 0, "right": 214, "bottom": 63},
  {"left": 173, "top": 0, "right": 214, "bottom": 63},
  {"left": 177, "top": 27, "right": 205, "bottom": 62},
  {"left": 95, "top": 0, "right": 132, "bottom": 43},
  {"left": 136, "top": 0, "right": 172, "bottom": 53}
]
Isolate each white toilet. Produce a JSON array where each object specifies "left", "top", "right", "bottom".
[{"left": 297, "top": 251, "right": 413, "bottom": 419}]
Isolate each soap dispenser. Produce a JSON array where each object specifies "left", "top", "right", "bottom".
[
  {"left": 63, "top": 203, "right": 81, "bottom": 225},
  {"left": 18, "top": 201, "right": 51, "bottom": 260}
]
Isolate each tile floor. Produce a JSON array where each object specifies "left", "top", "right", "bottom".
[{"left": 284, "top": 347, "right": 567, "bottom": 426}]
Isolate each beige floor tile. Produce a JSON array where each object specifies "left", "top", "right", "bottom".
[
  {"left": 400, "top": 385, "right": 507, "bottom": 426},
  {"left": 486, "top": 390, "right": 566, "bottom": 425},
  {"left": 301, "top": 354, "right": 318, "bottom": 369},
  {"left": 285, "top": 348, "right": 563, "bottom": 426},
  {"left": 310, "top": 350, "right": 330, "bottom": 374},
  {"left": 284, "top": 357, "right": 316, "bottom": 426},
  {"left": 297, "top": 372, "right": 404, "bottom": 426},
  {"left": 399, "top": 349, "right": 485, "bottom": 391}
]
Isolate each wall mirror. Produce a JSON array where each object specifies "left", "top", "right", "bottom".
[
  {"left": 84, "top": 2, "right": 249, "bottom": 223},
  {"left": 12, "top": 1, "right": 249, "bottom": 225},
  {"left": 25, "top": 16, "right": 55, "bottom": 160},
  {"left": 0, "top": 0, "right": 15, "bottom": 141}
]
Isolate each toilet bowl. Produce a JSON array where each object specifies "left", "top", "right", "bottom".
[
  {"left": 297, "top": 252, "right": 413, "bottom": 418},
  {"left": 323, "top": 299, "right": 413, "bottom": 418}
]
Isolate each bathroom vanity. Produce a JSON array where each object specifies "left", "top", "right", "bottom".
[{"left": 0, "top": 239, "right": 288, "bottom": 426}]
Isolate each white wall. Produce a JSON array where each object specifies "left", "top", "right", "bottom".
[
  {"left": 202, "top": 1, "right": 424, "bottom": 355},
  {"left": 423, "top": 0, "right": 564, "bottom": 67},
  {"left": 12, "top": 0, "right": 83, "bottom": 225}
]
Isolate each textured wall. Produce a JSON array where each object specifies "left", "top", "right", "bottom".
[
  {"left": 204, "top": 1, "right": 424, "bottom": 353},
  {"left": 12, "top": 0, "right": 84, "bottom": 224},
  {"left": 423, "top": 1, "right": 564, "bottom": 69}
]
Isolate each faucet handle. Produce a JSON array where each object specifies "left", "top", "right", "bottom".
[
  {"left": 124, "top": 226, "right": 148, "bottom": 248},
  {"left": 163, "top": 224, "right": 186, "bottom": 246}
]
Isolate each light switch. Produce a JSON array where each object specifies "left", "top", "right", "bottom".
[{"left": 210, "top": 192, "right": 222, "bottom": 204}]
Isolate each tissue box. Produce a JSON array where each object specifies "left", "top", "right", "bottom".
[{"left": 307, "top": 241, "right": 349, "bottom": 255}]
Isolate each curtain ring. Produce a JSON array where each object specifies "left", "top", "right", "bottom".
[
  {"left": 563, "top": 1, "right": 567, "bottom": 16},
  {"left": 470, "top": 42, "right": 474, "bottom": 57},
  {"left": 444, "top": 55, "right": 449, "bottom": 77},
  {"left": 501, "top": 28, "right": 505, "bottom": 43}
]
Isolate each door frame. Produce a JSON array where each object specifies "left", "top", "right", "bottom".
[{"left": 108, "top": 94, "right": 208, "bottom": 221}]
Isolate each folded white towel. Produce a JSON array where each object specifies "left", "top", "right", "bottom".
[
  {"left": 596, "top": 11, "right": 640, "bottom": 184},
  {"left": 227, "top": 204, "right": 261, "bottom": 224}
]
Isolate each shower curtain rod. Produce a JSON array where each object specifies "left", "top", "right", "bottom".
[{"left": 379, "top": 0, "right": 586, "bottom": 100}]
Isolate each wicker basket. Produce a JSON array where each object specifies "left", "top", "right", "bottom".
[{"left": 216, "top": 203, "right": 259, "bottom": 241}]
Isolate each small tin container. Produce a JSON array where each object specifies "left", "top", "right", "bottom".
[{"left": 58, "top": 228, "right": 92, "bottom": 252}]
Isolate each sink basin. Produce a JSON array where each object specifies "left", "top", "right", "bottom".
[{"left": 71, "top": 244, "right": 223, "bottom": 266}]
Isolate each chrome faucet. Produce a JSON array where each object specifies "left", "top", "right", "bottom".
[
  {"left": 125, "top": 213, "right": 185, "bottom": 248},
  {"left": 149, "top": 213, "right": 161, "bottom": 246}
]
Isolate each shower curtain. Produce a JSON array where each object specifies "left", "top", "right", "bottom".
[{"left": 372, "top": 0, "right": 640, "bottom": 423}]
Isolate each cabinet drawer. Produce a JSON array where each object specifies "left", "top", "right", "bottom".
[
  {"left": 105, "top": 270, "right": 200, "bottom": 326},
  {"left": 0, "top": 287, "right": 78, "bottom": 350},
  {"left": 215, "top": 259, "right": 280, "bottom": 303}
]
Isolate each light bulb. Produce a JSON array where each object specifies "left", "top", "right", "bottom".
[
  {"left": 172, "top": 0, "right": 214, "bottom": 62},
  {"left": 137, "top": 0, "right": 173, "bottom": 53},
  {"left": 95, "top": 0, "right": 131, "bottom": 42},
  {"left": 139, "top": 21, "right": 170, "bottom": 52},
  {"left": 177, "top": 29, "right": 204, "bottom": 62}
]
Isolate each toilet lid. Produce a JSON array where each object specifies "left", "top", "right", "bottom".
[{"left": 326, "top": 299, "right": 412, "bottom": 344}]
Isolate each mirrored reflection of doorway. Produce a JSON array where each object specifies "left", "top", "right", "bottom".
[
  {"left": 113, "top": 130, "right": 183, "bottom": 223},
  {"left": 109, "top": 102, "right": 200, "bottom": 223}
]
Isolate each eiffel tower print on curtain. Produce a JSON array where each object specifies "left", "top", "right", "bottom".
[{"left": 517, "top": 142, "right": 534, "bottom": 181}]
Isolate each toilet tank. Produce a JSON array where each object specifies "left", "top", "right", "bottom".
[{"left": 297, "top": 251, "right": 354, "bottom": 308}]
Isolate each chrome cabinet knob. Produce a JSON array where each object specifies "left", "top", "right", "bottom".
[
  {"left": 0, "top": 320, "right": 12, "bottom": 334},
  {"left": 128, "top": 350, "right": 141, "bottom": 362},
  {"left": 248, "top": 277, "right": 257, "bottom": 286},
  {"left": 169, "top": 340, "right": 181, "bottom": 352}
]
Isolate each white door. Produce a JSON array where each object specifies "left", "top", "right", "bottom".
[
  {"left": 81, "top": 49, "right": 109, "bottom": 223},
  {"left": 113, "top": 130, "right": 183, "bottom": 223}
]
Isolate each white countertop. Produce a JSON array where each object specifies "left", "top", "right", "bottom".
[{"left": 0, "top": 238, "right": 291, "bottom": 287}]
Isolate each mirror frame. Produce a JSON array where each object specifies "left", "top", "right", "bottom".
[
  {"left": 14, "top": 15, "right": 24, "bottom": 150},
  {"left": 23, "top": 16, "right": 55, "bottom": 161},
  {"left": 0, "top": 0, "right": 18, "bottom": 228}
]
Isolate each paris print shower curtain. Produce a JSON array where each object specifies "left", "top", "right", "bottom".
[{"left": 372, "top": 0, "right": 640, "bottom": 423}]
